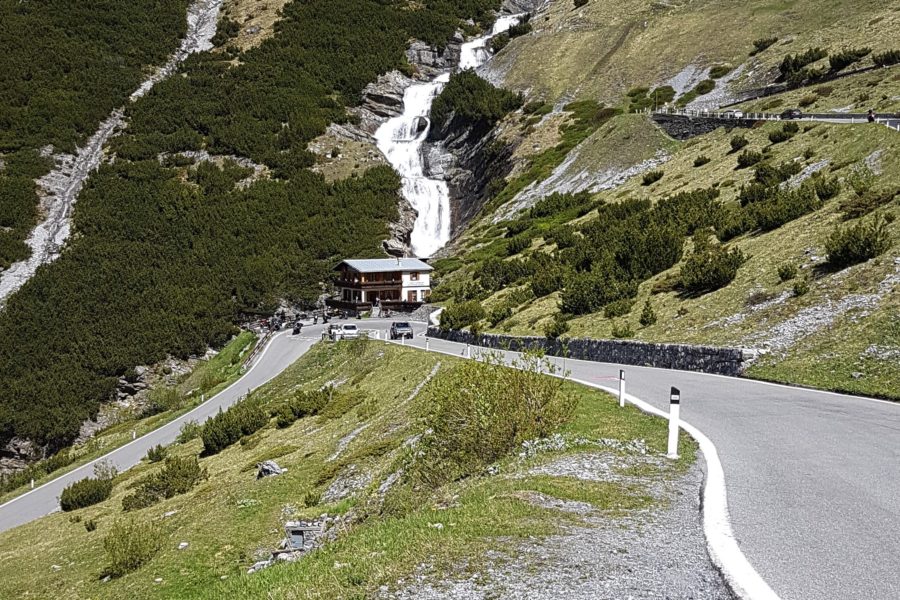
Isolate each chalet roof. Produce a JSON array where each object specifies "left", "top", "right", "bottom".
[{"left": 337, "top": 258, "right": 433, "bottom": 273}]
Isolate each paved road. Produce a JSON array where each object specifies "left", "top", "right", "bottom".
[{"left": 1, "top": 320, "right": 898, "bottom": 600}]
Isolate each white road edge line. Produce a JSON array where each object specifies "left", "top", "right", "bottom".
[
  {"left": 0, "top": 329, "right": 291, "bottom": 512},
  {"left": 409, "top": 339, "right": 782, "bottom": 600}
]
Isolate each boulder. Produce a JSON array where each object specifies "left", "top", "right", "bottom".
[{"left": 257, "top": 460, "right": 285, "bottom": 479}]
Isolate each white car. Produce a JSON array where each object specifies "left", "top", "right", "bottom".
[
  {"left": 335, "top": 324, "right": 359, "bottom": 340},
  {"left": 722, "top": 110, "right": 744, "bottom": 119}
]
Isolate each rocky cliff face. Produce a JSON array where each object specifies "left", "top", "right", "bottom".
[{"left": 424, "top": 115, "right": 516, "bottom": 239}]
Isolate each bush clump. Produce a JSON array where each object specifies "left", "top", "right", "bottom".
[
  {"left": 639, "top": 299, "right": 657, "bottom": 326},
  {"left": 200, "top": 399, "right": 268, "bottom": 456},
  {"left": 777, "top": 263, "right": 798, "bottom": 282},
  {"left": 430, "top": 70, "right": 522, "bottom": 129},
  {"left": 60, "top": 477, "right": 114, "bottom": 512},
  {"left": 603, "top": 298, "right": 634, "bottom": 318},
  {"left": 439, "top": 300, "right": 487, "bottom": 331},
  {"left": 825, "top": 214, "right": 893, "bottom": 268},
  {"left": 103, "top": 518, "right": 163, "bottom": 577},
  {"left": 751, "top": 37, "right": 778, "bottom": 55},
  {"left": 411, "top": 355, "right": 576, "bottom": 488},
  {"left": 737, "top": 150, "right": 763, "bottom": 168},
  {"left": 574, "top": 0, "right": 588, "bottom": 7},
  {"left": 122, "top": 456, "right": 208, "bottom": 511},
  {"left": 145, "top": 445, "right": 168, "bottom": 463},
  {"left": 680, "top": 232, "right": 747, "bottom": 294},
  {"left": 730, "top": 135, "right": 749, "bottom": 153},
  {"left": 828, "top": 47, "right": 871, "bottom": 72},
  {"left": 642, "top": 170, "right": 664, "bottom": 186},
  {"left": 561, "top": 270, "right": 638, "bottom": 315},
  {"left": 693, "top": 155, "right": 711, "bottom": 167},
  {"left": 873, "top": 50, "right": 900, "bottom": 67}
]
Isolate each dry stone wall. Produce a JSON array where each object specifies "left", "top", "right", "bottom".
[{"left": 427, "top": 327, "right": 754, "bottom": 376}]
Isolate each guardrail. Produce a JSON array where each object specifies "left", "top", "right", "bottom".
[
  {"left": 648, "top": 107, "right": 900, "bottom": 131},
  {"left": 241, "top": 330, "right": 273, "bottom": 373}
]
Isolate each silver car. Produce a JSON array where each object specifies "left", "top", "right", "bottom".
[{"left": 337, "top": 324, "right": 359, "bottom": 340}]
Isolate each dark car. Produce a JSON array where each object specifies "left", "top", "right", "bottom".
[
  {"left": 390, "top": 322, "right": 414, "bottom": 340},
  {"left": 780, "top": 108, "right": 802, "bottom": 120}
]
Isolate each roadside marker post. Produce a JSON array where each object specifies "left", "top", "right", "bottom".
[
  {"left": 667, "top": 387, "right": 681, "bottom": 459},
  {"left": 425, "top": 337, "right": 430, "bottom": 351},
  {"left": 465, "top": 343, "right": 471, "bottom": 359},
  {"left": 618, "top": 370, "right": 626, "bottom": 408},
  {"left": 401, "top": 335, "right": 405, "bottom": 346}
]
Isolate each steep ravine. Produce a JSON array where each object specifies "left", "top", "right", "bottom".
[{"left": 0, "top": 0, "right": 223, "bottom": 306}]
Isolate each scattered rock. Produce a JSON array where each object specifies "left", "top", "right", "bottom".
[
  {"left": 322, "top": 464, "right": 373, "bottom": 503},
  {"left": 178, "top": 542, "right": 189, "bottom": 550},
  {"left": 50, "top": 565, "right": 61, "bottom": 572},
  {"left": 257, "top": 460, "right": 286, "bottom": 479},
  {"left": 851, "top": 372, "right": 864, "bottom": 380}
]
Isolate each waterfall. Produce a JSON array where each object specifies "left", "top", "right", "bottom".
[{"left": 374, "top": 15, "right": 522, "bottom": 258}]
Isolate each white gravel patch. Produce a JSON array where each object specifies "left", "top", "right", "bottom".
[{"left": 747, "top": 259, "right": 900, "bottom": 352}]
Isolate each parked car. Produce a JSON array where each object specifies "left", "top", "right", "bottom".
[
  {"left": 390, "top": 322, "right": 414, "bottom": 340},
  {"left": 722, "top": 109, "right": 744, "bottom": 119},
  {"left": 335, "top": 324, "right": 359, "bottom": 340},
  {"left": 780, "top": 108, "right": 802, "bottom": 120}
]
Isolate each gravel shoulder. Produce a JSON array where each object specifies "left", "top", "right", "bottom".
[{"left": 383, "top": 458, "right": 733, "bottom": 599}]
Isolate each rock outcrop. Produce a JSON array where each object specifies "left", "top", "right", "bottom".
[{"left": 424, "top": 114, "right": 516, "bottom": 238}]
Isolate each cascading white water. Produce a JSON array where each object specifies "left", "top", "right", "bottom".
[{"left": 375, "top": 15, "right": 522, "bottom": 258}]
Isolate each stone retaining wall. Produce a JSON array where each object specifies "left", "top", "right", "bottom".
[{"left": 426, "top": 327, "right": 755, "bottom": 376}]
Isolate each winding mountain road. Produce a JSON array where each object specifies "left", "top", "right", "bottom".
[{"left": 1, "top": 319, "right": 897, "bottom": 600}]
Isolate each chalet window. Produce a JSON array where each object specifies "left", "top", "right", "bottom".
[
  {"left": 407, "top": 290, "right": 417, "bottom": 302},
  {"left": 410, "top": 272, "right": 419, "bottom": 281}
]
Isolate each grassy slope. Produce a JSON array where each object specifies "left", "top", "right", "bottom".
[
  {"left": 0, "top": 332, "right": 257, "bottom": 505},
  {"left": 474, "top": 117, "right": 900, "bottom": 398},
  {"left": 0, "top": 342, "right": 694, "bottom": 599},
  {"left": 491, "top": 0, "right": 898, "bottom": 102}
]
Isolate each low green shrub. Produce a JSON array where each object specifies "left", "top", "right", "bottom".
[
  {"left": 611, "top": 321, "right": 635, "bottom": 339},
  {"left": 828, "top": 47, "right": 871, "bottom": 72},
  {"left": 751, "top": 37, "right": 778, "bottom": 55},
  {"left": 560, "top": 270, "right": 638, "bottom": 315},
  {"left": 60, "top": 477, "right": 114, "bottom": 512},
  {"left": 873, "top": 50, "right": 900, "bottom": 67},
  {"left": 506, "top": 234, "right": 531, "bottom": 255},
  {"left": 693, "top": 155, "right": 711, "bottom": 167},
  {"left": 812, "top": 174, "right": 841, "bottom": 201},
  {"left": 747, "top": 184, "right": 822, "bottom": 232},
  {"left": 839, "top": 188, "right": 897, "bottom": 219},
  {"left": 730, "top": 135, "right": 749, "bottom": 153},
  {"left": 737, "top": 150, "right": 763, "bottom": 168},
  {"left": 680, "top": 232, "right": 747, "bottom": 294},
  {"left": 777, "top": 263, "right": 798, "bottom": 282},
  {"left": 122, "top": 456, "right": 208, "bottom": 511},
  {"left": 85, "top": 519, "right": 98, "bottom": 532},
  {"left": 825, "top": 214, "right": 892, "bottom": 268},
  {"left": 103, "top": 518, "right": 163, "bottom": 577},
  {"left": 709, "top": 65, "right": 732, "bottom": 79},
  {"left": 639, "top": 299, "right": 657, "bottom": 326},
  {"left": 411, "top": 355, "right": 576, "bottom": 489},
  {"left": 543, "top": 312, "right": 570, "bottom": 339},
  {"left": 603, "top": 298, "right": 634, "bottom": 318},
  {"left": 146, "top": 445, "right": 168, "bottom": 463},
  {"left": 642, "top": 170, "right": 664, "bottom": 186},
  {"left": 200, "top": 399, "right": 268, "bottom": 456},
  {"left": 439, "top": 300, "right": 487, "bottom": 331},
  {"left": 793, "top": 278, "right": 810, "bottom": 297},
  {"left": 176, "top": 420, "right": 202, "bottom": 444},
  {"left": 488, "top": 304, "right": 513, "bottom": 327},
  {"left": 574, "top": 0, "right": 588, "bottom": 7},
  {"left": 275, "top": 389, "right": 331, "bottom": 429}
]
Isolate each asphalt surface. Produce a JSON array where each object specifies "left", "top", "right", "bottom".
[{"left": 1, "top": 319, "right": 898, "bottom": 600}]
